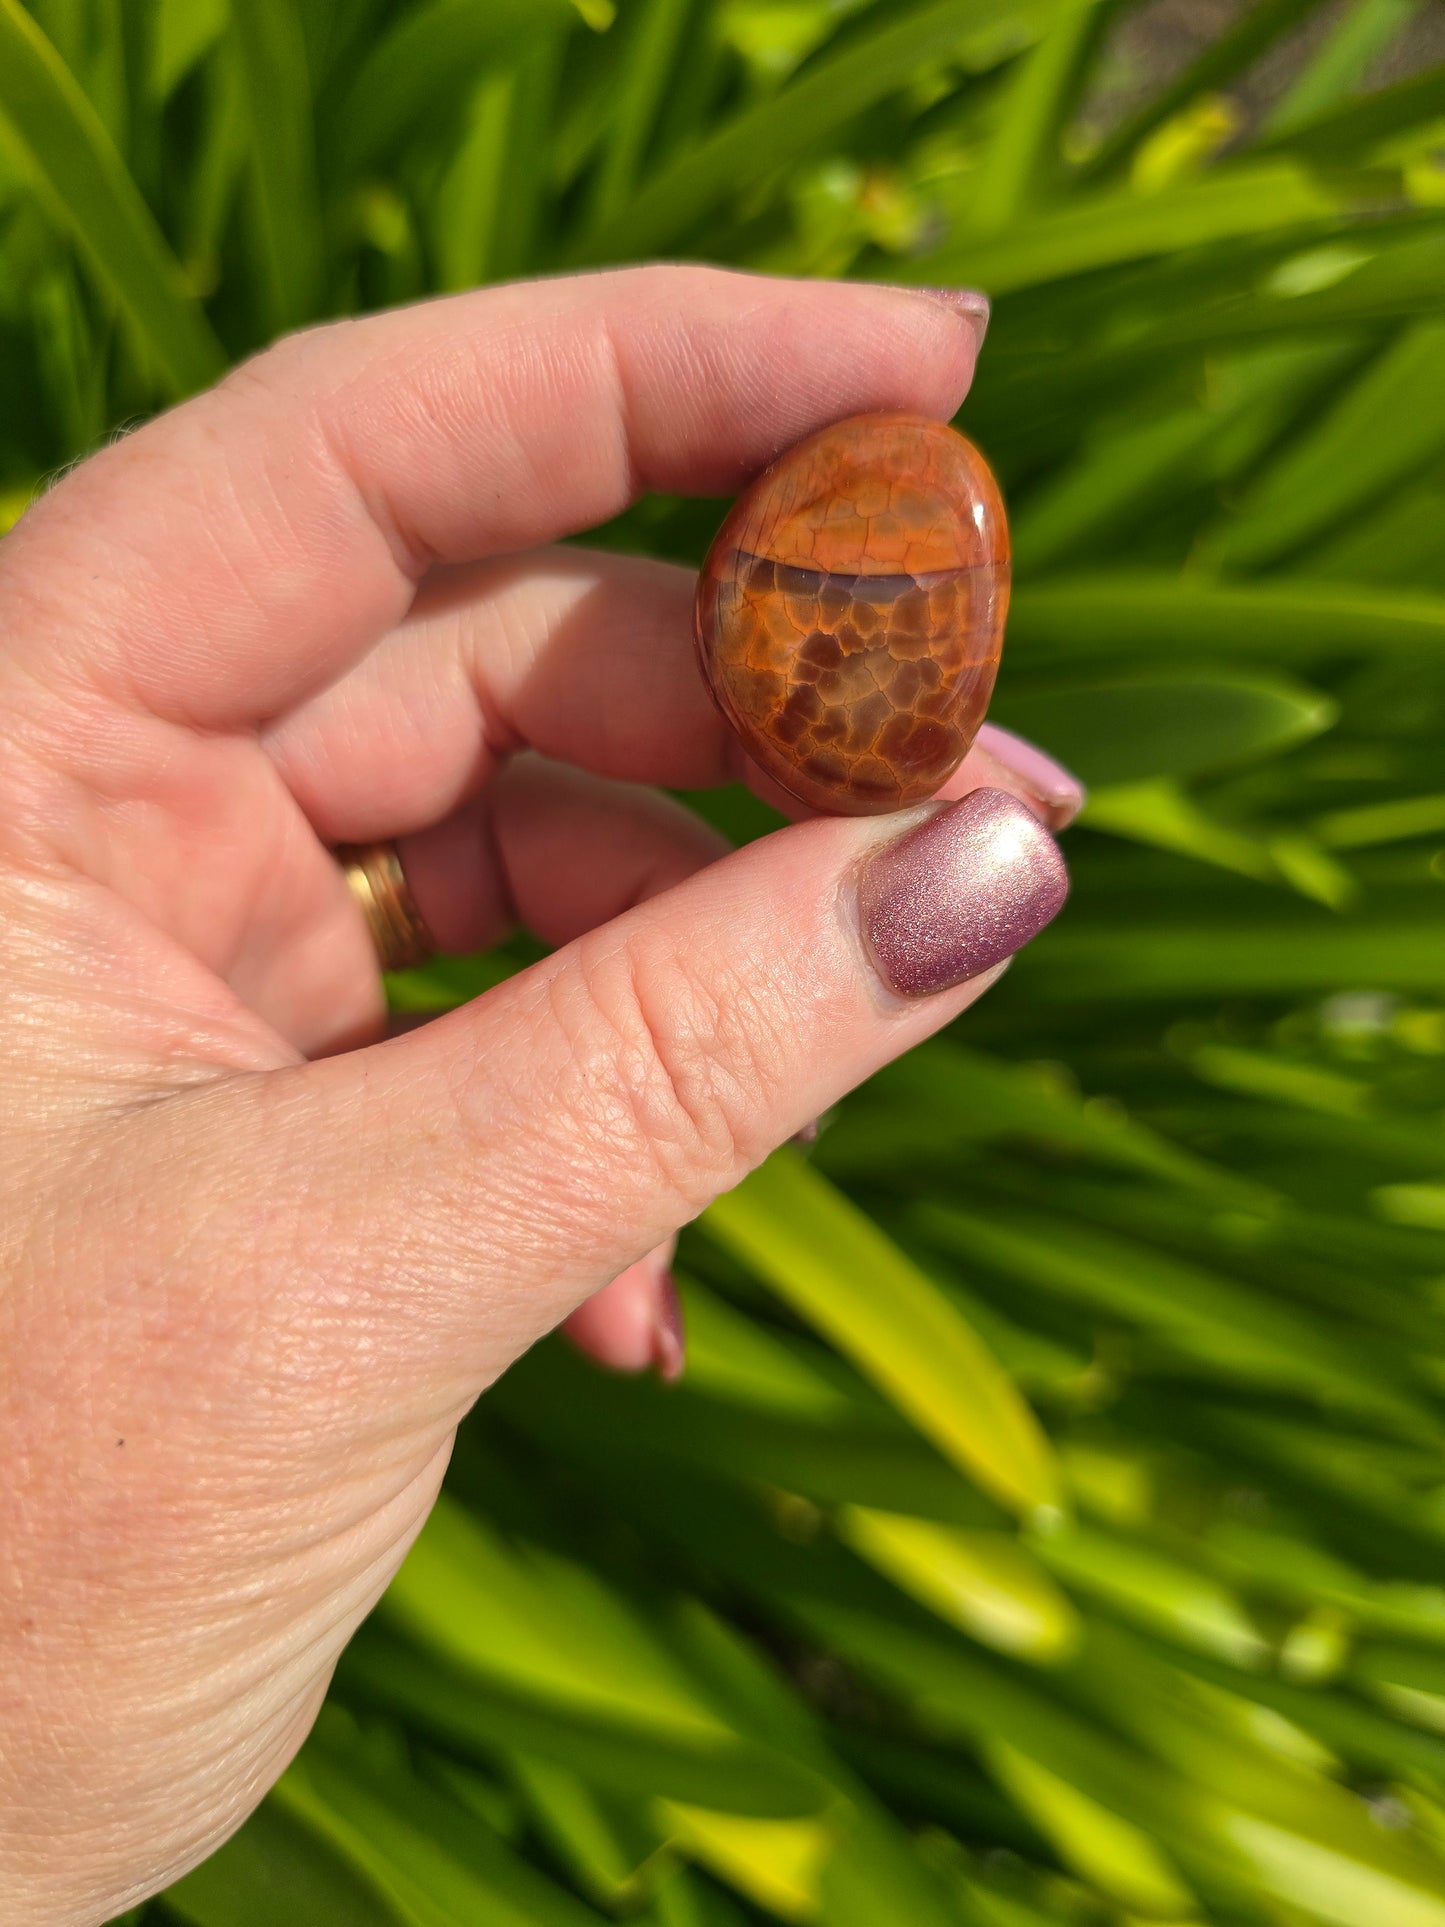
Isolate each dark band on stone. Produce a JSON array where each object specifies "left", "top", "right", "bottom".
[{"left": 736, "top": 551, "right": 988, "bottom": 602}]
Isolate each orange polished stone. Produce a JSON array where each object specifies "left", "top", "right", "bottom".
[{"left": 694, "top": 411, "right": 1009, "bottom": 815}]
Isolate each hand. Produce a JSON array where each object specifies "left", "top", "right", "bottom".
[{"left": 0, "top": 267, "right": 1075, "bottom": 1923}]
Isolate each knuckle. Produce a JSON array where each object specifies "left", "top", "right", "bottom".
[
  {"left": 566, "top": 931, "right": 788, "bottom": 1209},
  {"left": 218, "top": 316, "right": 350, "bottom": 403}
]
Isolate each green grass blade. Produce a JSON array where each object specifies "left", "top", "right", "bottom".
[
  {"left": 1007, "top": 340, "right": 1351, "bottom": 570},
  {"left": 1315, "top": 792, "right": 1445, "bottom": 849},
  {"left": 333, "top": 0, "right": 588, "bottom": 174},
  {"left": 1264, "top": 0, "right": 1426, "bottom": 136},
  {"left": 427, "top": 17, "right": 572, "bottom": 294},
  {"left": 1079, "top": 780, "right": 1285, "bottom": 885},
  {"left": 1009, "top": 572, "right": 1445, "bottom": 661},
  {"left": 487, "top": 1331, "right": 1017, "bottom": 1527},
  {"left": 563, "top": 0, "right": 1087, "bottom": 266},
  {"left": 993, "top": 668, "right": 1336, "bottom": 787},
  {"left": 816, "top": 1037, "right": 1255, "bottom": 1197},
  {"left": 1260, "top": 60, "right": 1445, "bottom": 164},
  {"left": 165, "top": 1794, "right": 405, "bottom": 1926},
  {"left": 702, "top": 1150, "right": 1062, "bottom": 1518},
  {"left": 1031, "top": 1523, "right": 1268, "bottom": 1667},
  {"left": 149, "top": 0, "right": 227, "bottom": 104},
  {"left": 1209, "top": 321, "right": 1445, "bottom": 571},
  {"left": 500, "top": 1754, "right": 645, "bottom": 1907},
  {"left": 1010, "top": 407, "right": 1216, "bottom": 569},
  {"left": 839, "top": 1508, "right": 1082, "bottom": 1663},
  {"left": 344, "top": 1629, "right": 826, "bottom": 1819},
  {"left": 280, "top": 1718, "right": 612, "bottom": 1927},
  {"left": 0, "top": 0, "right": 222, "bottom": 393},
  {"left": 914, "top": 1199, "right": 1438, "bottom": 1431},
  {"left": 229, "top": 0, "right": 324, "bottom": 329},
  {"left": 985, "top": 1738, "right": 1198, "bottom": 1916},
  {"left": 429, "top": 68, "right": 517, "bottom": 292},
  {"left": 582, "top": 0, "right": 691, "bottom": 232},
  {"left": 1017, "top": 914, "right": 1445, "bottom": 1000},
  {"left": 915, "top": 162, "right": 1359, "bottom": 294},
  {"left": 381, "top": 1496, "right": 747, "bottom": 1739},
  {"left": 482, "top": 26, "right": 567, "bottom": 279},
  {"left": 965, "top": 1, "right": 1115, "bottom": 238},
  {"left": 1078, "top": 0, "right": 1321, "bottom": 182}
]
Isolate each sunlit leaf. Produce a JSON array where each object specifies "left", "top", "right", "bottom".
[
  {"left": 566, "top": 0, "right": 1089, "bottom": 264},
  {"left": 703, "top": 1151, "right": 1062, "bottom": 1518},
  {"left": 840, "top": 1507, "right": 1081, "bottom": 1662},
  {"left": 995, "top": 668, "right": 1335, "bottom": 787},
  {"left": 1210, "top": 321, "right": 1445, "bottom": 569},
  {"left": 985, "top": 1740, "right": 1198, "bottom": 1917},
  {"left": 916, "top": 163, "right": 1355, "bottom": 294},
  {"left": 333, "top": 0, "right": 588, "bottom": 172},
  {"left": 0, "top": 0, "right": 222, "bottom": 392},
  {"left": 229, "top": 0, "right": 324, "bottom": 328},
  {"left": 1009, "top": 572, "right": 1445, "bottom": 660}
]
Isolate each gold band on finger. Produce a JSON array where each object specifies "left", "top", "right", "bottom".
[{"left": 338, "top": 840, "right": 436, "bottom": 973}]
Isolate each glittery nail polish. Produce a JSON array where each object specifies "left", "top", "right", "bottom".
[{"left": 857, "top": 787, "right": 1068, "bottom": 998}]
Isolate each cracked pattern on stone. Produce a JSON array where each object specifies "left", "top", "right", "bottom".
[{"left": 695, "top": 413, "right": 1009, "bottom": 815}]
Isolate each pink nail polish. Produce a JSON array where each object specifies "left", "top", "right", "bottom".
[
  {"left": 912, "top": 286, "right": 990, "bottom": 351},
  {"left": 651, "top": 1273, "right": 686, "bottom": 1384},
  {"left": 975, "top": 722, "right": 1087, "bottom": 830},
  {"left": 857, "top": 788, "right": 1068, "bottom": 998}
]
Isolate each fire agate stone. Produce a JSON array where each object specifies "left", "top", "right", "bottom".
[{"left": 694, "top": 412, "right": 1009, "bottom": 815}]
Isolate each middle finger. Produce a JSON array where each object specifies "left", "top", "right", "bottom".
[
  {"left": 264, "top": 546, "right": 1084, "bottom": 843},
  {"left": 263, "top": 546, "right": 734, "bottom": 842}
]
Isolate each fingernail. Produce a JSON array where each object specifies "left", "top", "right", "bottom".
[
  {"left": 857, "top": 788, "right": 1068, "bottom": 998},
  {"left": 651, "top": 1272, "right": 686, "bottom": 1384},
  {"left": 913, "top": 286, "right": 990, "bottom": 353},
  {"left": 975, "top": 722, "right": 1087, "bottom": 830}
]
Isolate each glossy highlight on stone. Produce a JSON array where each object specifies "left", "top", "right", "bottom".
[{"left": 695, "top": 412, "right": 1009, "bottom": 815}]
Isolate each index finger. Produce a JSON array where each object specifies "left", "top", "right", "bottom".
[{"left": 1, "top": 268, "right": 983, "bottom": 729}]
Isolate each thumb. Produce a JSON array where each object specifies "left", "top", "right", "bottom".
[{"left": 224, "top": 787, "right": 1065, "bottom": 1404}]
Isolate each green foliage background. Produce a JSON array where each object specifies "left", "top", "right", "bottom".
[{"left": 5, "top": 0, "right": 1445, "bottom": 1920}]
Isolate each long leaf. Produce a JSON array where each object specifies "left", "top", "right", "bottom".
[
  {"left": 1264, "top": 0, "right": 1426, "bottom": 136},
  {"left": 582, "top": 0, "right": 691, "bottom": 231},
  {"left": 280, "top": 1721, "right": 610, "bottom": 1927},
  {"left": 1018, "top": 912, "right": 1445, "bottom": 1000},
  {"left": 229, "top": 0, "right": 324, "bottom": 328},
  {"left": 914, "top": 1199, "right": 1438, "bottom": 1431},
  {"left": 1210, "top": 321, "right": 1445, "bottom": 570},
  {"left": 964, "top": 2, "right": 1115, "bottom": 238},
  {"left": 0, "top": 0, "right": 221, "bottom": 392},
  {"left": 564, "top": 0, "right": 1088, "bottom": 265},
  {"left": 917, "top": 162, "right": 1360, "bottom": 294},
  {"left": 333, "top": 0, "right": 588, "bottom": 173},
  {"left": 1009, "top": 572, "right": 1445, "bottom": 660},
  {"left": 1261, "top": 61, "right": 1445, "bottom": 164},
  {"left": 1078, "top": 0, "right": 1322, "bottom": 182},
  {"left": 703, "top": 1150, "right": 1062, "bottom": 1517},
  {"left": 166, "top": 1795, "right": 403, "bottom": 1926},
  {"left": 994, "top": 668, "right": 1335, "bottom": 787}
]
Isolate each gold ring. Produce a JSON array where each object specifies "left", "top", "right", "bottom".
[{"left": 337, "top": 840, "right": 436, "bottom": 973}]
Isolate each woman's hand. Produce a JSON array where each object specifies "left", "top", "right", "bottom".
[{"left": 0, "top": 267, "right": 1075, "bottom": 1923}]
